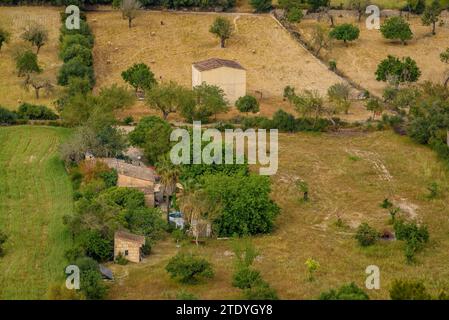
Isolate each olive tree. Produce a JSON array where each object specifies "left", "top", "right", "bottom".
[
  {"left": 375, "top": 55, "right": 421, "bottom": 87},
  {"left": 380, "top": 16, "right": 413, "bottom": 45},
  {"left": 121, "top": 0, "right": 142, "bottom": 28},
  {"left": 329, "top": 24, "right": 360, "bottom": 46},
  {"left": 15, "top": 50, "right": 42, "bottom": 82},
  {"left": 146, "top": 81, "right": 192, "bottom": 120},
  {"left": 121, "top": 63, "right": 157, "bottom": 93},
  {"left": 422, "top": 0, "right": 442, "bottom": 35},
  {"left": 21, "top": 22, "right": 48, "bottom": 54},
  {"left": 347, "top": 0, "right": 369, "bottom": 22},
  {"left": 209, "top": 17, "right": 234, "bottom": 48}
]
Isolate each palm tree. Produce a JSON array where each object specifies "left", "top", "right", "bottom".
[
  {"left": 177, "top": 181, "right": 221, "bottom": 245},
  {"left": 156, "top": 154, "right": 180, "bottom": 223}
]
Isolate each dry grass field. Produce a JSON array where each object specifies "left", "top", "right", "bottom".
[
  {"left": 89, "top": 10, "right": 350, "bottom": 120},
  {"left": 0, "top": 7, "right": 62, "bottom": 109},
  {"left": 107, "top": 131, "right": 449, "bottom": 300},
  {"left": 295, "top": 14, "right": 449, "bottom": 97}
]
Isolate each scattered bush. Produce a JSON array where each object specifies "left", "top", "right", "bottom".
[
  {"left": 235, "top": 95, "right": 259, "bottom": 114},
  {"left": 319, "top": 282, "right": 369, "bottom": 300},
  {"left": 232, "top": 267, "right": 263, "bottom": 289},
  {"left": 176, "top": 290, "right": 198, "bottom": 300},
  {"left": 243, "top": 281, "right": 279, "bottom": 300},
  {"left": 389, "top": 279, "right": 431, "bottom": 300},
  {"left": 0, "top": 107, "right": 17, "bottom": 124},
  {"left": 355, "top": 223, "right": 379, "bottom": 247},
  {"left": 394, "top": 219, "right": 429, "bottom": 263},
  {"left": 305, "top": 258, "right": 320, "bottom": 281},
  {"left": 166, "top": 253, "right": 214, "bottom": 284}
]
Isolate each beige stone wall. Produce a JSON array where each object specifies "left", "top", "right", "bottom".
[
  {"left": 114, "top": 239, "right": 142, "bottom": 263},
  {"left": 192, "top": 66, "right": 246, "bottom": 104}
]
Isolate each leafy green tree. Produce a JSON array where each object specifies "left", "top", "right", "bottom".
[
  {"left": 74, "top": 257, "right": 107, "bottom": 299},
  {"left": 355, "top": 223, "right": 379, "bottom": 247},
  {"left": 60, "top": 34, "right": 94, "bottom": 51},
  {"left": 329, "top": 23, "right": 360, "bottom": 46},
  {"left": 15, "top": 50, "right": 42, "bottom": 81},
  {"left": 202, "top": 174, "right": 279, "bottom": 236},
  {"left": 380, "top": 16, "right": 413, "bottom": 45},
  {"left": 17, "top": 103, "right": 58, "bottom": 120},
  {"left": 79, "top": 230, "right": 113, "bottom": 262},
  {"left": 235, "top": 95, "right": 260, "bottom": 115},
  {"left": 390, "top": 279, "right": 431, "bottom": 300},
  {"left": 422, "top": 0, "right": 442, "bottom": 35},
  {"left": 292, "top": 90, "right": 326, "bottom": 125},
  {"left": 405, "top": 0, "right": 426, "bottom": 15},
  {"left": 180, "top": 83, "right": 228, "bottom": 122},
  {"left": 0, "top": 27, "right": 11, "bottom": 52},
  {"left": 146, "top": 81, "right": 193, "bottom": 119},
  {"left": 394, "top": 219, "right": 429, "bottom": 263},
  {"left": 21, "top": 22, "right": 48, "bottom": 54},
  {"left": 375, "top": 55, "right": 421, "bottom": 87},
  {"left": 126, "top": 207, "right": 166, "bottom": 240},
  {"left": 250, "top": 0, "right": 272, "bottom": 12},
  {"left": 287, "top": 6, "right": 304, "bottom": 23},
  {"left": 121, "top": 63, "right": 157, "bottom": 93},
  {"left": 166, "top": 253, "right": 214, "bottom": 284},
  {"left": 320, "top": 283, "right": 369, "bottom": 300},
  {"left": 129, "top": 115, "right": 171, "bottom": 146},
  {"left": 209, "top": 17, "right": 234, "bottom": 48}
]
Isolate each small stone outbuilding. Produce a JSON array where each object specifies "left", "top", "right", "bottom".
[
  {"left": 114, "top": 231, "right": 146, "bottom": 263},
  {"left": 192, "top": 58, "right": 246, "bottom": 104}
]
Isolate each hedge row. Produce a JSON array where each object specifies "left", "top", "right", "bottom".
[
  {"left": 57, "top": 11, "right": 95, "bottom": 89},
  {"left": 0, "top": 104, "right": 59, "bottom": 124}
]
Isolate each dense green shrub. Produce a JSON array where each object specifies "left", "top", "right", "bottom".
[
  {"left": 243, "top": 281, "right": 279, "bottom": 300},
  {"left": 389, "top": 279, "right": 431, "bottom": 300},
  {"left": 126, "top": 207, "right": 166, "bottom": 240},
  {"left": 232, "top": 267, "right": 263, "bottom": 289},
  {"left": 355, "top": 223, "right": 379, "bottom": 247},
  {"left": 60, "top": 44, "right": 93, "bottom": 65},
  {"left": 60, "top": 34, "right": 93, "bottom": 50},
  {"left": 202, "top": 174, "right": 279, "bottom": 236},
  {"left": 235, "top": 95, "right": 259, "bottom": 114},
  {"left": 17, "top": 103, "right": 58, "bottom": 120},
  {"left": 0, "top": 107, "right": 17, "bottom": 124},
  {"left": 319, "top": 282, "right": 369, "bottom": 300},
  {"left": 75, "top": 256, "right": 107, "bottom": 300},
  {"left": 394, "top": 219, "right": 429, "bottom": 262},
  {"left": 99, "top": 187, "right": 146, "bottom": 210},
  {"left": 79, "top": 230, "right": 114, "bottom": 262},
  {"left": 57, "top": 57, "right": 95, "bottom": 87},
  {"left": 250, "top": 0, "right": 272, "bottom": 12},
  {"left": 166, "top": 253, "right": 214, "bottom": 284}
]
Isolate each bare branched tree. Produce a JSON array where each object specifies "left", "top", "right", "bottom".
[{"left": 121, "top": 0, "right": 142, "bottom": 28}]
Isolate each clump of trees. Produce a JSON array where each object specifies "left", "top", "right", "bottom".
[
  {"left": 209, "top": 16, "right": 234, "bottom": 48},
  {"left": 329, "top": 23, "right": 360, "bottom": 46},
  {"left": 166, "top": 252, "right": 214, "bottom": 284},
  {"left": 17, "top": 103, "right": 58, "bottom": 120},
  {"left": 375, "top": 55, "right": 421, "bottom": 88},
  {"left": 380, "top": 16, "right": 413, "bottom": 45}
]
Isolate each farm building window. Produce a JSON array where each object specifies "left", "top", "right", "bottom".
[{"left": 124, "top": 250, "right": 129, "bottom": 256}]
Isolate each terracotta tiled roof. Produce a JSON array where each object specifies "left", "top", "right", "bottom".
[{"left": 193, "top": 58, "right": 245, "bottom": 71}]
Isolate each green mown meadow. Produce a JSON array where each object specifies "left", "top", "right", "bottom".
[{"left": 0, "top": 126, "right": 73, "bottom": 299}]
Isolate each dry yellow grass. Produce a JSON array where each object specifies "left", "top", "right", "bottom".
[
  {"left": 108, "top": 131, "right": 449, "bottom": 300},
  {"left": 89, "top": 10, "right": 349, "bottom": 120},
  {"left": 295, "top": 14, "right": 449, "bottom": 97},
  {"left": 0, "top": 6, "right": 62, "bottom": 109}
]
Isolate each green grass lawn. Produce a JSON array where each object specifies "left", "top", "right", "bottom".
[{"left": 0, "top": 126, "right": 73, "bottom": 299}]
